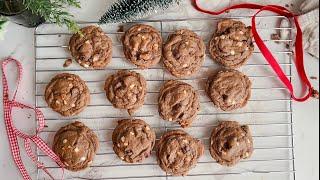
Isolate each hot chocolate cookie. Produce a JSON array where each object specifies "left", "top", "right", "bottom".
[
  {"left": 158, "top": 80, "right": 200, "bottom": 128},
  {"left": 45, "top": 73, "right": 90, "bottom": 117},
  {"left": 209, "top": 19, "right": 254, "bottom": 68},
  {"left": 210, "top": 121, "right": 253, "bottom": 166},
  {"left": 69, "top": 25, "right": 112, "bottom": 69},
  {"left": 157, "top": 130, "right": 204, "bottom": 176},
  {"left": 104, "top": 70, "right": 147, "bottom": 115},
  {"left": 206, "top": 69, "right": 251, "bottom": 111},
  {"left": 123, "top": 24, "right": 162, "bottom": 69},
  {"left": 163, "top": 29, "right": 205, "bottom": 77},
  {"left": 112, "top": 119, "right": 156, "bottom": 163},
  {"left": 53, "top": 121, "right": 99, "bottom": 171}
]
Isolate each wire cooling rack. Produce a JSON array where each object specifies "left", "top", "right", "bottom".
[{"left": 34, "top": 15, "right": 296, "bottom": 180}]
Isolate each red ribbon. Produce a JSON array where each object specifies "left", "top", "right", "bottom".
[
  {"left": 1, "top": 58, "right": 64, "bottom": 180},
  {"left": 192, "top": 0, "right": 315, "bottom": 102}
]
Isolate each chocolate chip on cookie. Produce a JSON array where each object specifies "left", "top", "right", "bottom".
[
  {"left": 158, "top": 80, "right": 200, "bottom": 128},
  {"left": 123, "top": 24, "right": 162, "bottom": 69},
  {"left": 112, "top": 119, "right": 156, "bottom": 163},
  {"left": 206, "top": 69, "right": 251, "bottom": 111},
  {"left": 163, "top": 29, "right": 205, "bottom": 77},
  {"left": 157, "top": 130, "right": 204, "bottom": 176},
  {"left": 69, "top": 25, "right": 112, "bottom": 69},
  {"left": 104, "top": 70, "right": 147, "bottom": 115},
  {"left": 53, "top": 121, "right": 99, "bottom": 171},
  {"left": 45, "top": 73, "right": 90, "bottom": 117},
  {"left": 210, "top": 121, "right": 253, "bottom": 166},
  {"left": 209, "top": 19, "right": 254, "bottom": 68}
]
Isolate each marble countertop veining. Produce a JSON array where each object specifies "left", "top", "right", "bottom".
[{"left": 0, "top": 0, "right": 318, "bottom": 180}]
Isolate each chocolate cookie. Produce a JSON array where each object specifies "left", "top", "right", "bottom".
[
  {"left": 209, "top": 19, "right": 254, "bottom": 68},
  {"left": 158, "top": 80, "right": 200, "bottom": 128},
  {"left": 45, "top": 73, "right": 90, "bottom": 117},
  {"left": 163, "top": 29, "right": 205, "bottom": 77},
  {"left": 206, "top": 69, "right": 251, "bottom": 111},
  {"left": 53, "top": 121, "right": 99, "bottom": 171},
  {"left": 69, "top": 25, "right": 112, "bottom": 69},
  {"left": 112, "top": 119, "right": 156, "bottom": 163},
  {"left": 123, "top": 24, "right": 162, "bottom": 69},
  {"left": 104, "top": 70, "right": 147, "bottom": 115},
  {"left": 210, "top": 121, "right": 253, "bottom": 166},
  {"left": 157, "top": 130, "right": 204, "bottom": 176}
]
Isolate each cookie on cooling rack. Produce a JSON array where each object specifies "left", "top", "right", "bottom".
[
  {"left": 104, "top": 70, "right": 147, "bottom": 115},
  {"left": 45, "top": 73, "right": 90, "bottom": 117},
  {"left": 112, "top": 119, "right": 156, "bottom": 163},
  {"left": 209, "top": 19, "right": 254, "bottom": 68},
  {"left": 157, "top": 130, "right": 204, "bottom": 176},
  {"left": 158, "top": 80, "right": 200, "bottom": 128},
  {"left": 123, "top": 24, "right": 162, "bottom": 69},
  {"left": 163, "top": 29, "right": 205, "bottom": 77},
  {"left": 210, "top": 121, "right": 253, "bottom": 166},
  {"left": 69, "top": 25, "right": 112, "bottom": 69},
  {"left": 53, "top": 121, "right": 99, "bottom": 171},
  {"left": 206, "top": 69, "right": 251, "bottom": 111}
]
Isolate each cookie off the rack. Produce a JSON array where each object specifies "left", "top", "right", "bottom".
[
  {"left": 44, "top": 73, "right": 90, "bottom": 117},
  {"left": 52, "top": 121, "right": 99, "bottom": 171},
  {"left": 112, "top": 119, "right": 156, "bottom": 163}
]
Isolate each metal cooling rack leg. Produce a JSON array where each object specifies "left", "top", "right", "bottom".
[{"left": 288, "top": 21, "right": 297, "bottom": 180}]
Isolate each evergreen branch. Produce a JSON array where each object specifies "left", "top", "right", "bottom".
[
  {"left": 22, "top": 0, "right": 81, "bottom": 33},
  {"left": 0, "top": 16, "right": 9, "bottom": 39}
]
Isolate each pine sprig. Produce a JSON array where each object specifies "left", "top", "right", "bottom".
[
  {"left": 0, "top": 16, "right": 9, "bottom": 39},
  {"left": 99, "top": 0, "right": 181, "bottom": 24},
  {"left": 22, "top": 0, "right": 81, "bottom": 33}
]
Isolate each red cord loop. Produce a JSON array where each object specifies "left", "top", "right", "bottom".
[{"left": 193, "top": 0, "right": 314, "bottom": 102}]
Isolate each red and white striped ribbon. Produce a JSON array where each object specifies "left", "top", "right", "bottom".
[{"left": 1, "top": 57, "right": 64, "bottom": 180}]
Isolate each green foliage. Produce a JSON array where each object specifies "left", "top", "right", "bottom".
[
  {"left": 0, "top": 16, "right": 8, "bottom": 39},
  {"left": 99, "top": 0, "right": 181, "bottom": 24},
  {"left": 22, "top": 0, "right": 81, "bottom": 33}
]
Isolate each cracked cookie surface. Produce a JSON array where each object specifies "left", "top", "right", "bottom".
[
  {"left": 123, "top": 24, "right": 162, "bottom": 69},
  {"left": 210, "top": 121, "right": 253, "bottom": 166},
  {"left": 45, "top": 73, "right": 90, "bottom": 116},
  {"left": 157, "top": 130, "right": 204, "bottom": 176},
  {"left": 53, "top": 121, "right": 99, "bottom": 171},
  {"left": 158, "top": 80, "right": 200, "bottom": 128},
  {"left": 112, "top": 119, "right": 156, "bottom": 163},
  {"left": 104, "top": 70, "right": 147, "bottom": 115},
  {"left": 206, "top": 69, "right": 251, "bottom": 111},
  {"left": 163, "top": 29, "right": 205, "bottom": 77},
  {"left": 209, "top": 19, "right": 254, "bottom": 68},
  {"left": 69, "top": 25, "right": 112, "bottom": 69}
]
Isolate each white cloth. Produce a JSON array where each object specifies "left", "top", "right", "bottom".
[
  {"left": 279, "top": 1, "right": 319, "bottom": 58},
  {"left": 300, "top": 0, "right": 319, "bottom": 13},
  {"left": 299, "top": 8, "right": 319, "bottom": 58}
]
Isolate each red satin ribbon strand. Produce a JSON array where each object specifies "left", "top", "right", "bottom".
[
  {"left": 1, "top": 58, "right": 64, "bottom": 180},
  {"left": 192, "top": 0, "right": 314, "bottom": 102}
]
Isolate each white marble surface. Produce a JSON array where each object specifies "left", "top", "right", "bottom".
[{"left": 0, "top": 0, "right": 318, "bottom": 180}]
